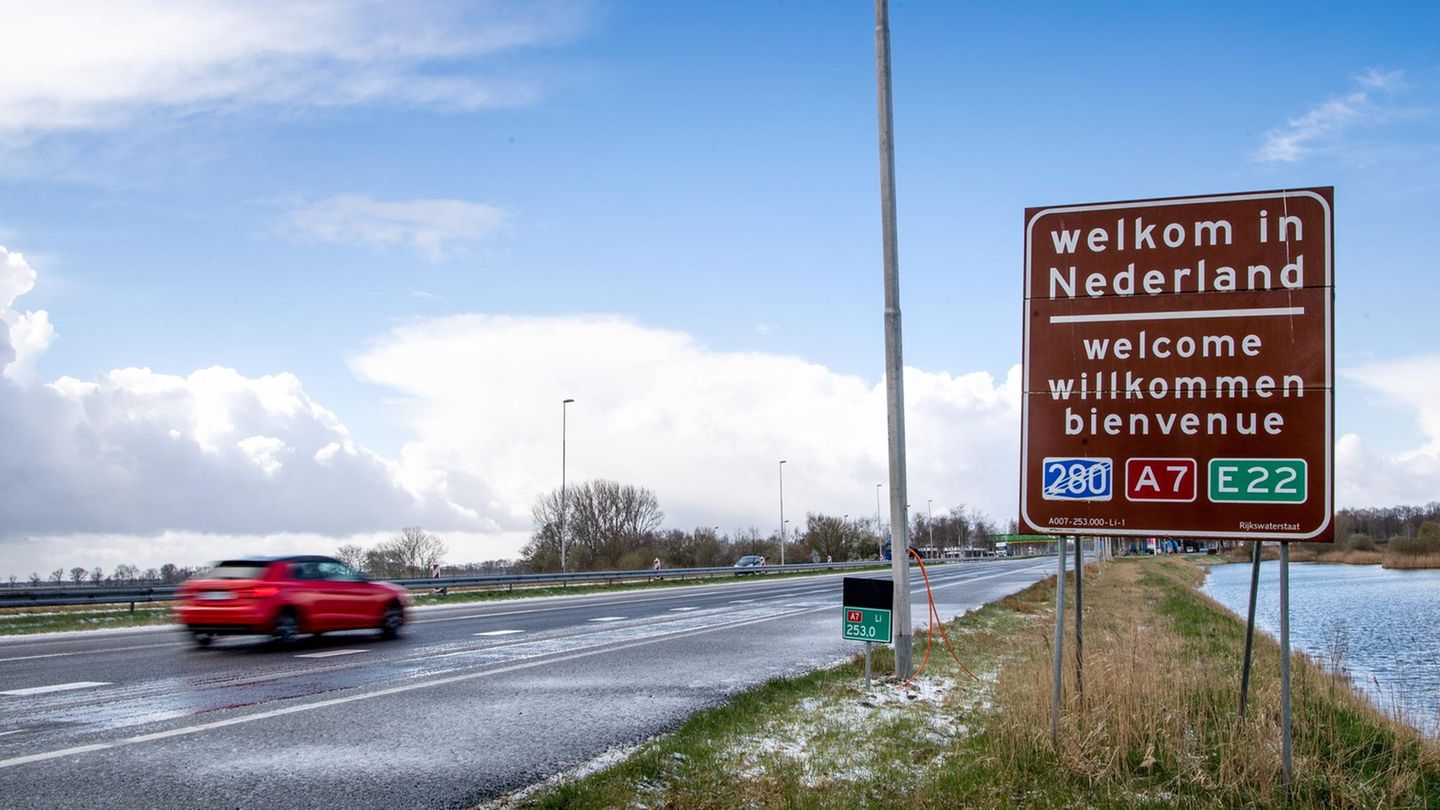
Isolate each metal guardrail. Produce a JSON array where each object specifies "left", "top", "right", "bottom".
[{"left": 0, "top": 554, "right": 1044, "bottom": 609}]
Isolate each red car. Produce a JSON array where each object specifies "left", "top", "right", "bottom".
[{"left": 174, "top": 555, "right": 411, "bottom": 647}]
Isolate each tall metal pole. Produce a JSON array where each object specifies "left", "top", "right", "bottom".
[
  {"left": 1280, "top": 541, "right": 1293, "bottom": 784},
  {"left": 874, "top": 0, "right": 912, "bottom": 678},
  {"left": 559, "top": 398, "right": 574, "bottom": 571},
  {"left": 778, "top": 460, "right": 787, "bottom": 566},
  {"left": 1050, "top": 536, "right": 1066, "bottom": 746},
  {"left": 1238, "top": 540, "right": 1262, "bottom": 720}
]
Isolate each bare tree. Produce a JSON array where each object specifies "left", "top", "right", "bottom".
[
  {"left": 335, "top": 543, "right": 366, "bottom": 572},
  {"left": 29, "top": 572, "right": 42, "bottom": 587},
  {"left": 365, "top": 528, "right": 447, "bottom": 578},
  {"left": 90, "top": 567, "right": 103, "bottom": 585},
  {"left": 49, "top": 569, "right": 64, "bottom": 585},
  {"left": 69, "top": 566, "right": 87, "bottom": 585},
  {"left": 142, "top": 567, "right": 159, "bottom": 583},
  {"left": 524, "top": 480, "right": 663, "bottom": 571}
]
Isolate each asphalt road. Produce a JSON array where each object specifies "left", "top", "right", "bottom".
[{"left": 0, "top": 557, "right": 1058, "bottom": 809}]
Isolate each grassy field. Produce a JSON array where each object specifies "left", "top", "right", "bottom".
[
  {"left": 498, "top": 557, "right": 1440, "bottom": 809},
  {"left": 0, "top": 565, "right": 890, "bottom": 637}
]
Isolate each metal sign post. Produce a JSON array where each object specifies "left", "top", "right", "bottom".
[
  {"left": 1050, "top": 538, "right": 1066, "bottom": 746},
  {"left": 1280, "top": 541, "right": 1293, "bottom": 784},
  {"left": 1074, "top": 535, "right": 1084, "bottom": 709},
  {"left": 1238, "top": 541, "right": 1262, "bottom": 719}
]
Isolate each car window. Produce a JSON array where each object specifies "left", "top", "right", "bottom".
[
  {"left": 290, "top": 561, "right": 323, "bottom": 581},
  {"left": 202, "top": 563, "right": 269, "bottom": 580},
  {"left": 317, "top": 561, "right": 360, "bottom": 581}
]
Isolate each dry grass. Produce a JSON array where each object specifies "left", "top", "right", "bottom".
[
  {"left": 1317, "top": 549, "right": 1384, "bottom": 565},
  {"left": 985, "top": 558, "right": 1440, "bottom": 808},
  {"left": 1383, "top": 552, "right": 1440, "bottom": 570}
]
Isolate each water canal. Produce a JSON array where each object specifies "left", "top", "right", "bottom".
[{"left": 1202, "top": 559, "right": 1440, "bottom": 736}]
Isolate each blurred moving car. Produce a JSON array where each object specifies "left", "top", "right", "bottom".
[
  {"left": 174, "top": 555, "right": 411, "bottom": 647},
  {"left": 733, "top": 555, "right": 765, "bottom": 573}
]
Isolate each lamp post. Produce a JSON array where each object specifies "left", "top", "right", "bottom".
[
  {"left": 778, "top": 460, "right": 788, "bottom": 566},
  {"left": 928, "top": 499, "right": 934, "bottom": 557},
  {"left": 560, "top": 398, "right": 574, "bottom": 572},
  {"left": 875, "top": 483, "right": 883, "bottom": 555}
]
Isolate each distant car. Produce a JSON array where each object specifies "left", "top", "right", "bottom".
[
  {"left": 174, "top": 555, "right": 411, "bottom": 648},
  {"left": 733, "top": 555, "right": 765, "bottom": 573}
]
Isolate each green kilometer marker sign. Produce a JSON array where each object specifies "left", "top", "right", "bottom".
[
  {"left": 1209, "top": 458, "right": 1308, "bottom": 504},
  {"left": 843, "top": 607, "right": 892, "bottom": 643}
]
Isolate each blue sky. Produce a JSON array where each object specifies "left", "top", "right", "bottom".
[{"left": 1, "top": 1, "right": 1438, "bottom": 573}]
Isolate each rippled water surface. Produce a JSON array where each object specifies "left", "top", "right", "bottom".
[{"left": 1202, "top": 560, "right": 1440, "bottom": 736}]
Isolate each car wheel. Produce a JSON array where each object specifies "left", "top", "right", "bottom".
[
  {"left": 271, "top": 608, "right": 300, "bottom": 646},
  {"left": 191, "top": 632, "right": 214, "bottom": 648},
  {"left": 379, "top": 602, "right": 404, "bottom": 640}
]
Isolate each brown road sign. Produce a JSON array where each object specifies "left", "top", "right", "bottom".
[{"left": 1020, "top": 188, "right": 1333, "bottom": 541}]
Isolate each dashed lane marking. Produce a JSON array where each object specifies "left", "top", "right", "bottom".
[
  {"left": 727, "top": 599, "right": 755, "bottom": 604},
  {"left": 473, "top": 630, "right": 524, "bottom": 637},
  {"left": 1, "top": 682, "right": 111, "bottom": 697},
  {"left": 294, "top": 649, "right": 369, "bottom": 659},
  {"left": 587, "top": 616, "right": 626, "bottom": 623},
  {"left": 668, "top": 607, "right": 698, "bottom": 612}
]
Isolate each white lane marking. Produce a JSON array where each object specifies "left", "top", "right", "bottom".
[
  {"left": 0, "top": 730, "right": 23, "bottom": 737},
  {"left": 587, "top": 616, "right": 626, "bottom": 623},
  {"left": 0, "top": 641, "right": 187, "bottom": 664},
  {"left": 0, "top": 603, "right": 830, "bottom": 771},
  {"left": 668, "top": 607, "right": 698, "bottom": 612},
  {"left": 728, "top": 599, "right": 755, "bottom": 604},
  {"left": 0, "top": 681, "right": 111, "bottom": 697},
  {"left": 294, "top": 650, "right": 369, "bottom": 659},
  {"left": 473, "top": 630, "right": 524, "bottom": 637}
]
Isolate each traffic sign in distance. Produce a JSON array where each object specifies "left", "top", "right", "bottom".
[{"left": 1020, "top": 188, "right": 1333, "bottom": 541}]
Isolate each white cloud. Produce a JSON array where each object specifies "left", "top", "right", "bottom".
[
  {"left": 1336, "top": 355, "right": 1440, "bottom": 507},
  {"left": 286, "top": 194, "right": 507, "bottom": 261},
  {"left": 350, "top": 314, "right": 1023, "bottom": 540},
  {"left": 0, "top": 0, "right": 593, "bottom": 136},
  {"left": 0, "top": 245, "right": 56, "bottom": 381},
  {"left": 0, "top": 243, "right": 484, "bottom": 558},
  {"left": 1256, "top": 68, "right": 1409, "bottom": 163}
]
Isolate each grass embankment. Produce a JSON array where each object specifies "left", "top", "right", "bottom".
[
  {"left": 504, "top": 557, "right": 1440, "bottom": 809},
  {"left": 0, "top": 566, "right": 887, "bottom": 637}
]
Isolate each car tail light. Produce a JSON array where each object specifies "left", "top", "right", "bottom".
[{"left": 239, "top": 585, "right": 279, "bottom": 599}]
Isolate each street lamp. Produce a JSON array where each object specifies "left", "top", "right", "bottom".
[
  {"left": 778, "top": 460, "right": 787, "bottom": 566},
  {"left": 876, "top": 483, "right": 885, "bottom": 558},
  {"left": 928, "top": 499, "right": 935, "bottom": 557},
  {"left": 560, "top": 398, "right": 574, "bottom": 572}
]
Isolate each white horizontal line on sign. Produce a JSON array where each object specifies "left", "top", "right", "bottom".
[
  {"left": 1050, "top": 306, "right": 1305, "bottom": 324},
  {"left": 473, "top": 630, "right": 524, "bottom": 637},
  {"left": 294, "top": 649, "right": 369, "bottom": 659},
  {"left": 1, "top": 681, "right": 111, "bottom": 696}
]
